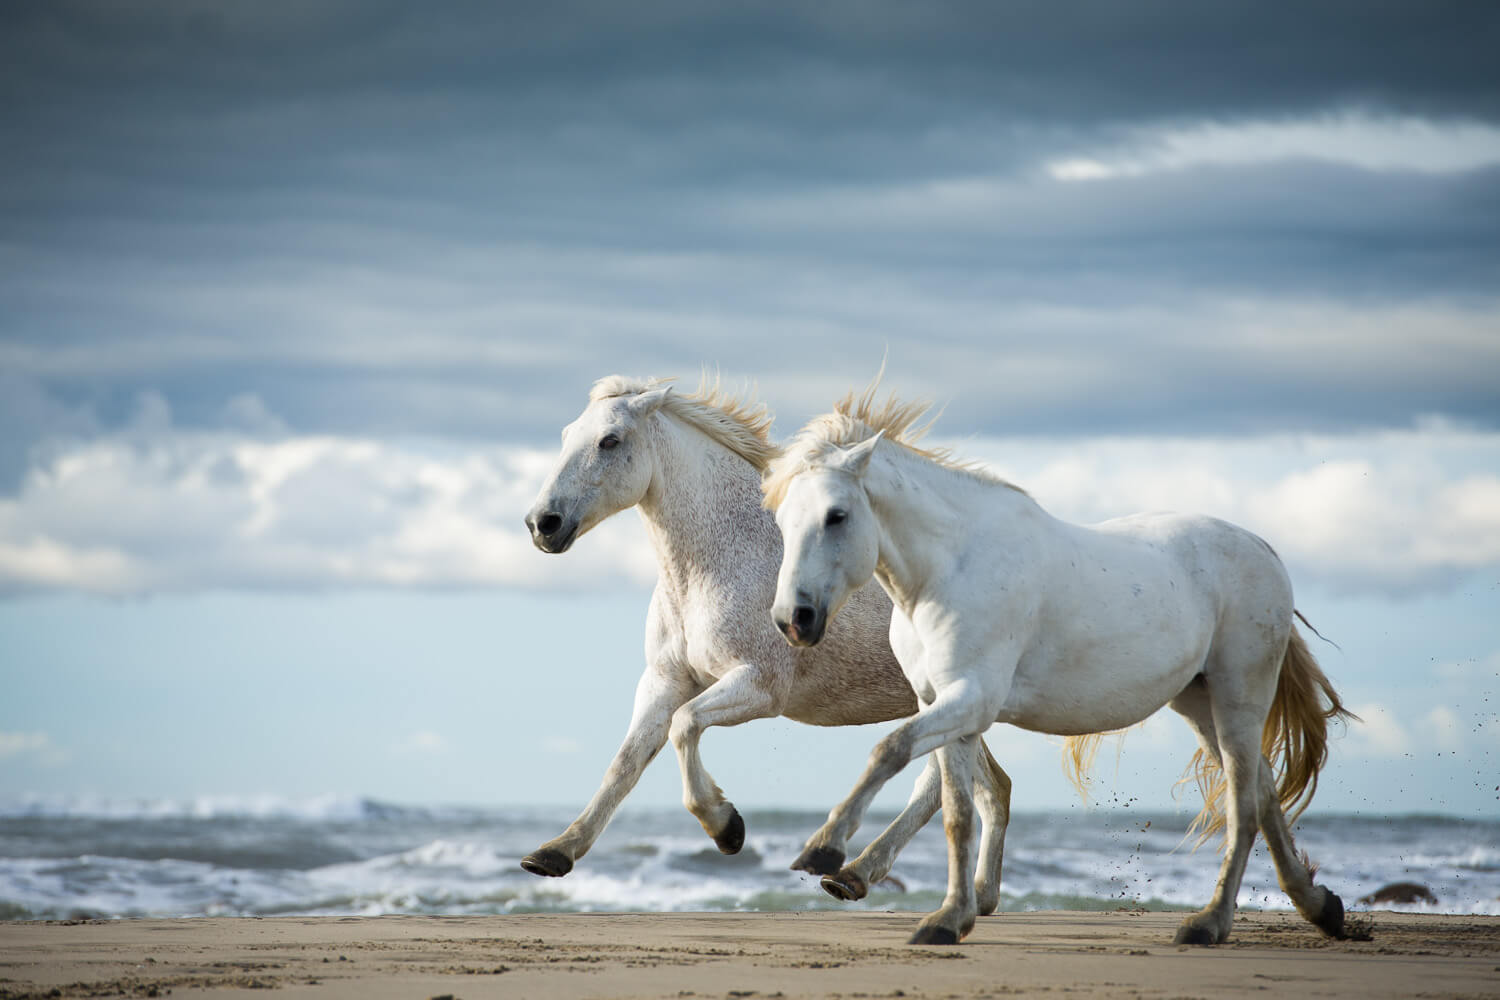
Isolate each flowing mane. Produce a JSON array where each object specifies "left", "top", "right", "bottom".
[
  {"left": 763, "top": 380, "right": 1023, "bottom": 511},
  {"left": 590, "top": 373, "right": 777, "bottom": 471}
]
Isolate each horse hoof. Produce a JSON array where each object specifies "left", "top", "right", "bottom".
[
  {"left": 820, "top": 870, "right": 868, "bottom": 902},
  {"left": 975, "top": 879, "right": 999, "bottom": 916},
  {"left": 1172, "top": 922, "right": 1219, "bottom": 946},
  {"left": 1314, "top": 889, "right": 1346, "bottom": 939},
  {"left": 908, "top": 925, "right": 961, "bottom": 946},
  {"left": 790, "top": 845, "right": 845, "bottom": 876},
  {"left": 520, "top": 848, "right": 573, "bottom": 878},
  {"left": 714, "top": 808, "right": 745, "bottom": 855}
]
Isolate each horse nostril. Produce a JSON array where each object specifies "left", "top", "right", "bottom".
[
  {"left": 792, "top": 605, "right": 817, "bottom": 630},
  {"left": 536, "top": 513, "right": 563, "bottom": 537}
]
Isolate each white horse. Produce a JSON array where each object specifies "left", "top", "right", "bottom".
[
  {"left": 764, "top": 386, "right": 1354, "bottom": 946},
  {"left": 520, "top": 375, "right": 1016, "bottom": 908}
]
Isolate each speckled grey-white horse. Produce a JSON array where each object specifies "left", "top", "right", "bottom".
[{"left": 520, "top": 375, "right": 1013, "bottom": 906}]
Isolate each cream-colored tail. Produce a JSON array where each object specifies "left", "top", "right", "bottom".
[
  {"left": 1184, "top": 621, "right": 1356, "bottom": 847},
  {"left": 1062, "top": 732, "right": 1107, "bottom": 801}
]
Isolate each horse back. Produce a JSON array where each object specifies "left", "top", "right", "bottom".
[
  {"left": 1079, "top": 511, "right": 1293, "bottom": 618},
  {"left": 994, "top": 512, "right": 1293, "bottom": 734}
]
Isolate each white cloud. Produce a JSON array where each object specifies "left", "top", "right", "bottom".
[
  {"left": 1420, "top": 707, "right": 1465, "bottom": 753},
  {"left": 393, "top": 730, "right": 451, "bottom": 756},
  {"left": 1335, "top": 692, "right": 1499, "bottom": 763},
  {"left": 0, "top": 428, "right": 657, "bottom": 596},
  {"left": 543, "top": 736, "right": 583, "bottom": 755},
  {"left": 1348, "top": 702, "right": 1412, "bottom": 757},
  {"left": 0, "top": 731, "right": 67, "bottom": 766},
  {"left": 957, "top": 424, "right": 1500, "bottom": 597},
  {"left": 1047, "top": 112, "right": 1500, "bottom": 181},
  {"left": 1, "top": 402, "right": 1498, "bottom": 599},
  {"left": 1433, "top": 650, "right": 1500, "bottom": 689}
]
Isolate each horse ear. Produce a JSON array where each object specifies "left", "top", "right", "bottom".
[
  {"left": 628, "top": 385, "right": 672, "bottom": 417},
  {"left": 835, "top": 430, "right": 884, "bottom": 476}
]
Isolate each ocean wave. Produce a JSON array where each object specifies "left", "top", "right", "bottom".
[
  {"left": 2, "top": 804, "right": 1496, "bottom": 919},
  {"left": 0, "top": 794, "right": 411, "bottom": 822}
]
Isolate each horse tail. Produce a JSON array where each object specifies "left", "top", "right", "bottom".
[
  {"left": 1186, "top": 619, "right": 1356, "bottom": 848},
  {"left": 1061, "top": 733, "right": 1105, "bottom": 800}
]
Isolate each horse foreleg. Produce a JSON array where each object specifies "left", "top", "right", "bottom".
[
  {"left": 815, "top": 756, "right": 940, "bottom": 896},
  {"left": 521, "top": 666, "right": 694, "bottom": 878},
  {"left": 796, "top": 679, "right": 994, "bottom": 892},
  {"left": 909, "top": 735, "right": 980, "bottom": 945},
  {"left": 669, "top": 664, "right": 784, "bottom": 854},
  {"left": 972, "top": 739, "right": 1012, "bottom": 916},
  {"left": 820, "top": 738, "right": 1010, "bottom": 914}
]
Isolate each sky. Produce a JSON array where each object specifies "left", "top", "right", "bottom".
[{"left": 1, "top": 1, "right": 1497, "bottom": 819}]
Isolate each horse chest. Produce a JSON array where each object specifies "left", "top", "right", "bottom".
[
  {"left": 888, "top": 611, "right": 938, "bottom": 701},
  {"left": 656, "top": 594, "right": 759, "bottom": 685}
]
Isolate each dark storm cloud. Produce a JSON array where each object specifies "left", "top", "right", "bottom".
[
  {"left": 6, "top": 0, "right": 1498, "bottom": 220},
  {"left": 8, "top": 1, "right": 1499, "bottom": 123},
  {"left": 2, "top": 0, "right": 1498, "bottom": 466}
]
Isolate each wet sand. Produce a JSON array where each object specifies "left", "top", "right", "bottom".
[{"left": 2, "top": 910, "right": 1497, "bottom": 999}]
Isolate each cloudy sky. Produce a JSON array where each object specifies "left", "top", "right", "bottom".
[{"left": 2, "top": 2, "right": 1497, "bottom": 818}]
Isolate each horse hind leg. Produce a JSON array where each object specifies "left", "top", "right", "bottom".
[
  {"left": 1256, "top": 758, "right": 1346, "bottom": 938},
  {"left": 1258, "top": 624, "right": 1349, "bottom": 938},
  {"left": 1172, "top": 648, "right": 1284, "bottom": 946},
  {"left": 1167, "top": 677, "right": 1250, "bottom": 946},
  {"left": 1173, "top": 746, "right": 1258, "bottom": 945},
  {"left": 668, "top": 665, "right": 784, "bottom": 854}
]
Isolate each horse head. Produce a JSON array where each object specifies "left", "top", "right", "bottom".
[
  {"left": 766, "top": 431, "right": 884, "bottom": 646},
  {"left": 525, "top": 383, "right": 671, "bottom": 553}
]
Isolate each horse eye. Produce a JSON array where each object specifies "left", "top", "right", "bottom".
[
  {"left": 825, "top": 508, "right": 847, "bottom": 527},
  {"left": 599, "top": 434, "right": 620, "bottom": 450}
]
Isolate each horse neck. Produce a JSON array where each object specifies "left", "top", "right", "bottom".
[
  {"left": 865, "top": 446, "right": 1028, "bottom": 614},
  {"left": 636, "top": 414, "right": 774, "bottom": 598}
]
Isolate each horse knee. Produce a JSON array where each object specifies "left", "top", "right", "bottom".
[
  {"left": 668, "top": 708, "right": 700, "bottom": 749},
  {"left": 872, "top": 728, "right": 915, "bottom": 776}
]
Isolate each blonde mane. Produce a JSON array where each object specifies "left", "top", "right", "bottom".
[
  {"left": 590, "top": 373, "right": 777, "bottom": 471},
  {"left": 763, "top": 379, "right": 1023, "bottom": 510}
]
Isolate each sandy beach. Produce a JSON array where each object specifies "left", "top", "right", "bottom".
[{"left": 2, "top": 910, "right": 1496, "bottom": 999}]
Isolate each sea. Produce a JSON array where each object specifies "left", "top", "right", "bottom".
[{"left": 2, "top": 797, "right": 1496, "bottom": 920}]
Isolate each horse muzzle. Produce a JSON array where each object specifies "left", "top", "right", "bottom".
[
  {"left": 772, "top": 598, "right": 827, "bottom": 647},
  {"left": 525, "top": 509, "right": 580, "bottom": 554}
]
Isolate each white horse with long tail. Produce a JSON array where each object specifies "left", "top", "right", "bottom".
[
  {"left": 763, "top": 384, "right": 1354, "bottom": 946},
  {"left": 520, "top": 375, "right": 1016, "bottom": 906}
]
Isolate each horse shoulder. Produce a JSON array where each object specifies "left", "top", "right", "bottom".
[{"left": 644, "top": 585, "right": 691, "bottom": 673}]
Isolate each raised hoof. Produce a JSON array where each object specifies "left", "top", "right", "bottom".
[
  {"left": 1172, "top": 922, "right": 1219, "bottom": 946},
  {"left": 520, "top": 847, "right": 573, "bottom": 878},
  {"left": 908, "top": 925, "right": 961, "bottom": 946},
  {"left": 714, "top": 808, "right": 745, "bottom": 855},
  {"left": 820, "top": 869, "right": 869, "bottom": 902},
  {"left": 1314, "top": 889, "right": 1346, "bottom": 939},
  {"left": 790, "top": 845, "right": 845, "bottom": 876}
]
